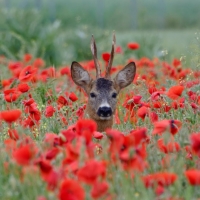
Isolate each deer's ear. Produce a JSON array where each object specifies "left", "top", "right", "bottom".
[
  {"left": 114, "top": 62, "right": 136, "bottom": 90},
  {"left": 71, "top": 61, "right": 91, "bottom": 90}
]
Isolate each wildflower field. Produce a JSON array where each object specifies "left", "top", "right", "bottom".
[{"left": 0, "top": 34, "right": 200, "bottom": 200}]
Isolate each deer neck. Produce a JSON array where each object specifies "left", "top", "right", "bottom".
[{"left": 94, "top": 117, "right": 113, "bottom": 132}]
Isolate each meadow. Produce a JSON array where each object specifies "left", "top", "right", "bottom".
[
  {"left": 0, "top": 32, "right": 200, "bottom": 199},
  {"left": 1, "top": 2, "right": 200, "bottom": 200}
]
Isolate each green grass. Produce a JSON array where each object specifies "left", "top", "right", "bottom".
[
  {"left": 0, "top": 62, "right": 200, "bottom": 199},
  {"left": 0, "top": 2, "right": 200, "bottom": 66},
  {"left": 1, "top": 0, "right": 200, "bottom": 30},
  {"left": 0, "top": 13, "right": 199, "bottom": 67},
  {"left": 0, "top": 6, "right": 200, "bottom": 199}
]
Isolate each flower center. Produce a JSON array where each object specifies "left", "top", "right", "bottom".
[{"left": 25, "top": 71, "right": 30, "bottom": 75}]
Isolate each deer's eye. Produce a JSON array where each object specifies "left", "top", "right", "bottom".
[
  {"left": 112, "top": 93, "right": 117, "bottom": 98},
  {"left": 90, "top": 92, "right": 96, "bottom": 98}
]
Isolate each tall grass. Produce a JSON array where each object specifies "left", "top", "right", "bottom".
[
  {"left": 0, "top": 2, "right": 199, "bottom": 66},
  {"left": 1, "top": 0, "right": 200, "bottom": 30}
]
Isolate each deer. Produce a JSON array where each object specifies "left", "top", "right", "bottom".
[{"left": 71, "top": 34, "right": 136, "bottom": 132}]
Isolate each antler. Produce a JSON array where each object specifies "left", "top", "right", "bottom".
[
  {"left": 105, "top": 32, "right": 116, "bottom": 79},
  {"left": 90, "top": 35, "right": 101, "bottom": 78}
]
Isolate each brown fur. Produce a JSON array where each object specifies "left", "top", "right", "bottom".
[
  {"left": 86, "top": 101, "right": 113, "bottom": 132},
  {"left": 71, "top": 35, "right": 136, "bottom": 132}
]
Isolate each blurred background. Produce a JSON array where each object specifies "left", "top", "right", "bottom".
[{"left": 0, "top": 0, "right": 200, "bottom": 67}]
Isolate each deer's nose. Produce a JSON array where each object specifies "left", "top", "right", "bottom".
[{"left": 97, "top": 106, "right": 112, "bottom": 117}]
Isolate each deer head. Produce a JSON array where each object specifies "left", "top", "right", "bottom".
[{"left": 71, "top": 34, "right": 136, "bottom": 132}]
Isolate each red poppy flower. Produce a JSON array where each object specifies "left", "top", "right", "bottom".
[
  {"left": 184, "top": 145, "right": 193, "bottom": 160},
  {"left": 153, "top": 101, "right": 162, "bottom": 109},
  {"left": 106, "top": 129, "right": 124, "bottom": 154},
  {"left": 47, "top": 67, "right": 56, "bottom": 78},
  {"left": 12, "top": 144, "right": 36, "bottom": 166},
  {"left": 4, "top": 88, "right": 21, "bottom": 102},
  {"left": 41, "top": 168, "right": 59, "bottom": 191},
  {"left": 60, "top": 66, "right": 70, "bottom": 76},
  {"left": 59, "top": 113, "right": 68, "bottom": 126},
  {"left": 123, "top": 95, "right": 142, "bottom": 111},
  {"left": 33, "top": 58, "right": 45, "bottom": 68},
  {"left": 76, "top": 119, "right": 97, "bottom": 144},
  {"left": 1, "top": 79, "right": 12, "bottom": 88},
  {"left": 143, "top": 172, "right": 177, "bottom": 188},
  {"left": 151, "top": 91, "right": 164, "bottom": 101},
  {"left": 23, "top": 98, "right": 35, "bottom": 107},
  {"left": 57, "top": 95, "right": 68, "bottom": 107},
  {"left": 119, "top": 147, "right": 147, "bottom": 171},
  {"left": 167, "top": 85, "right": 184, "bottom": 100},
  {"left": 40, "top": 68, "right": 55, "bottom": 81},
  {"left": 63, "top": 143, "right": 80, "bottom": 166},
  {"left": 171, "top": 98, "right": 185, "bottom": 109},
  {"left": 18, "top": 83, "right": 30, "bottom": 93},
  {"left": 190, "top": 133, "right": 200, "bottom": 156},
  {"left": 137, "top": 106, "right": 149, "bottom": 120},
  {"left": 152, "top": 119, "right": 182, "bottom": 135},
  {"left": 148, "top": 85, "right": 157, "bottom": 94},
  {"left": 59, "top": 128, "right": 76, "bottom": 145},
  {"left": 28, "top": 105, "right": 41, "bottom": 121},
  {"left": 133, "top": 95, "right": 142, "bottom": 104},
  {"left": 36, "top": 159, "right": 52, "bottom": 174},
  {"left": 170, "top": 120, "right": 182, "bottom": 135},
  {"left": 77, "top": 160, "right": 106, "bottom": 184},
  {"left": 44, "top": 133, "right": 60, "bottom": 147},
  {"left": 129, "top": 127, "right": 148, "bottom": 146},
  {"left": 185, "top": 170, "right": 200, "bottom": 185},
  {"left": 93, "top": 131, "right": 104, "bottom": 139},
  {"left": 173, "top": 58, "right": 181, "bottom": 68},
  {"left": 76, "top": 104, "right": 86, "bottom": 118},
  {"left": 59, "top": 179, "right": 85, "bottom": 200},
  {"left": 8, "top": 61, "right": 23, "bottom": 71},
  {"left": 19, "top": 65, "right": 37, "bottom": 82},
  {"left": 22, "top": 116, "right": 39, "bottom": 128},
  {"left": 167, "top": 141, "right": 181, "bottom": 153},
  {"left": 23, "top": 53, "right": 32, "bottom": 62},
  {"left": 119, "top": 145, "right": 148, "bottom": 171},
  {"left": 8, "top": 129, "right": 19, "bottom": 140},
  {"left": 138, "top": 57, "right": 154, "bottom": 67},
  {"left": 115, "top": 45, "right": 123, "bottom": 54},
  {"left": 0, "top": 109, "right": 21, "bottom": 123},
  {"left": 69, "top": 92, "right": 78, "bottom": 102},
  {"left": 191, "top": 102, "right": 198, "bottom": 110},
  {"left": 102, "top": 52, "right": 110, "bottom": 62},
  {"left": 22, "top": 98, "right": 41, "bottom": 121},
  {"left": 149, "top": 112, "right": 158, "bottom": 123},
  {"left": 91, "top": 181, "right": 109, "bottom": 199},
  {"left": 76, "top": 120, "right": 96, "bottom": 135},
  {"left": 45, "top": 147, "right": 60, "bottom": 160},
  {"left": 152, "top": 120, "right": 169, "bottom": 135},
  {"left": 44, "top": 105, "right": 55, "bottom": 118},
  {"left": 127, "top": 42, "right": 140, "bottom": 50},
  {"left": 155, "top": 185, "right": 165, "bottom": 196},
  {"left": 157, "top": 138, "right": 181, "bottom": 154}
]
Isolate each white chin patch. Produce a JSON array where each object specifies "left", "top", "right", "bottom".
[{"left": 100, "top": 116, "right": 111, "bottom": 120}]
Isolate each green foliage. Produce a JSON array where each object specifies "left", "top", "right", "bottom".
[
  {"left": 0, "top": 0, "right": 198, "bottom": 66},
  {"left": 189, "top": 32, "right": 200, "bottom": 70},
  {"left": 0, "top": 153, "right": 54, "bottom": 200},
  {"left": 0, "top": 2, "right": 199, "bottom": 199},
  {"left": 1, "top": 0, "right": 200, "bottom": 30},
  {"left": 0, "top": 9, "right": 65, "bottom": 66}
]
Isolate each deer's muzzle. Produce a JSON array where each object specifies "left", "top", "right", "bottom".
[{"left": 97, "top": 106, "right": 112, "bottom": 119}]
